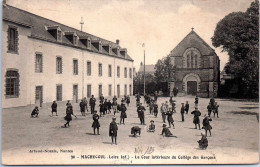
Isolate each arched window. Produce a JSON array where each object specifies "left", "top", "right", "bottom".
[
  {"left": 183, "top": 48, "right": 201, "bottom": 68},
  {"left": 5, "top": 70, "right": 19, "bottom": 97}
]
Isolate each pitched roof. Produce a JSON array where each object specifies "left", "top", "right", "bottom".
[
  {"left": 2, "top": 4, "right": 133, "bottom": 62},
  {"left": 169, "top": 30, "right": 215, "bottom": 57},
  {"left": 138, "top": 64, "right": 156, "bottom": 73}
]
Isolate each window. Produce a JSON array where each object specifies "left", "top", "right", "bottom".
[
  {"left": 129, "top": 68, "right": 132, "bottom": 78},
  {"left": 87, "top": 39, "right": 91, "bottom": 48},
  {"left": 73, "top": 35, "right": 78, "bottom": 45},
  {"left": 8, "top": 26, "right": 18, "bottom": 53},
  {"left": 108, "top": 65, "right": 112, "bottom": 77},
  {"left": 56, "top": 57, "right": 62, "bottom": 74},
  {"left": 195, "top": 54, "right": 198, "bottom": 68},
  {"left": 35, "top": 53, "right": 43, "bottom": 73},
  {"left": 124, "top": 67, "right": 127, "bottom": 78},
  {"left": 187, "top": 54, "right": 191, "bottom": 68},
  {"left": 129, "top": 84, "right": 132, "bottom": 96},
  {"left": 56, "top": 85, "right": 62, "bottom": 101},
  {"left": 124, "top": 84, "right": 127, "bottom": 96},
  {"left": 99, "top": 84, "right": 102, "bottom": 97},
  {"left": 117, "top": 66, "right": 120, "bottom": 77},
  {"left": 108, "top": 84, "right": 112, "bottom": 96},
  {"left": 98, "top": 63, "right": 102, "bottom": 76},
  {"left": 87, "top": 84, "right": 91, "bottom": 98},
  {"left": 87, "top": 61, "right": 91, "bottom": 76},
  {"left": 73, "top": 59, "right": 78, "bottom": 75},
  {"left": 184, "top": 48, "right": 200, "bottom": 68},
  {"left": 57, "top": 30, "right": 62, "bottom": 41},
  {"left": 5, "top": 70, "right": 19, "bottom": 97},
  {"left": 117, "top": 84, "right": 120, "bottom": 97}
]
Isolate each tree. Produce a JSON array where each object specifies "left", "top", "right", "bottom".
[
  {"left": 212, "top": 0, "right": 259, "bottom": 98},
  {"left": 154, "top": 55, "right": 175, "bottom": 82}
]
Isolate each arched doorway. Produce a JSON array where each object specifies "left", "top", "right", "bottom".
[{"left": 183, "top": 73, "right": 201, "bottom": 96}]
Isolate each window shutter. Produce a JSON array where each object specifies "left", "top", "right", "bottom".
[{"left": 15, "top": 29, "right": 19, "bottom": 52}]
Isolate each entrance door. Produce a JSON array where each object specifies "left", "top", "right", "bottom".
[
  {"left": 73, "top": 85, "right": 78, "bottom": 103},
  {"left": 187, "top": 81, "right": 197, "bottom": 95},
  {"left": 35, "top": 86, "right": 43, "bottom": 107}
]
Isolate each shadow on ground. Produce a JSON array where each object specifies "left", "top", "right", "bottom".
[{"left": 228, "top": 111, "right": 259, "bottom": 115}]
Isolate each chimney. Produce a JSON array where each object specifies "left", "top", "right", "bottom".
[{"left": 116, "top": 39, "right": 120, "bottom": 45}]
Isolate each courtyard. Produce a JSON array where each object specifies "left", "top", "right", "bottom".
[{"left": 2, "top": 96, "right": 259, "bottom": 165}]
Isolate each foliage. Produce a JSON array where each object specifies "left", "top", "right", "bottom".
[
  {"left": 154, "top": 55, "right": 176, "bottom": 82},
  {"left": 212, "top": 0, "right": 259, "bottom": 98}
]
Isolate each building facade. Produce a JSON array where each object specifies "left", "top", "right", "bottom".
[
  {"left": 2, "top": 5, "right": 134, "bottom": 108},
  {"left": 168, "top": 30, "right": 220, "bottom": 98}
]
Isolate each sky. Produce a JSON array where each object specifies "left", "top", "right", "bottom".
[{"left": 7, "top": 0, "right": 253, "bottom": 71}]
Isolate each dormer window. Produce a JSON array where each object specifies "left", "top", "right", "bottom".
[
  {"left": 112, "top": 46, "right": 120, "bottom": 55},
  {"left": 64, "top": 31, "right": 78, "bottom": 46},
  {"left": 46, "top": 25, "right": 62, "bottom": 42},
  {"left": 91, "top": 40, "right": 102, "bottom": 52},
  {"left": 102, "top": 44, "right": 112, "bottom": 54},
  {"left": 120, "top": 48, "right": 127, "bottom": 57},
  {"left": 79, "top": 36, "right": 91, "bottom": 49}
]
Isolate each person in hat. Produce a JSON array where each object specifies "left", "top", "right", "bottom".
[
  {"left": 191, "top": 107, "right": 201, "bottom": 130},
  {"left": 79, "top": 99, "right": 86, "bottom": 116},
  {"left": 92, "top": 110, "right": 100, "bottom": 135},
  {"left": 172, "top": 100, "right": 176, "bottom": 113},
  {"left": 51, "top": 101, "right": 58, "bottom": 116},
  {"left": 194, "top": 96, "right": 199, "bottom": 108},
  {"left": 99, "top": 94, "right": 104, "bottom": 103},
  {"left": 160, "top": 103, "right": 166, "bottom": 123},
  {"left": 66, "top": 100, "right": 71, "bottom": 107},
  {"left": 213, "top": 102, "right": 219, "bottom": 118},
  {"left": 198, "top": 133, "right": 208, "bottom": 149},
  {"left": 137, "top": 103, "right": 146, "bottom": 125},
  {"left": 135, "top": 93, "right": 141, "bottom": 107},
  {"left": 147, "top": 120, "right": 155, "bottom": 132},
  {"left": 120, "top": 103, "right": 127, "bottom": 124},
  {"left": 64, "top": 104, "right": 76, "bottom": 127},
  {"left": 166, "top": 109, "right": 174, "bottom": 128},
  {"left": 103, "top": 99, "right": 108, "bottom": 115},
  {"left": 112, "top": 96, "right": 118, "bottom": 115},
  {"left": 126, "top": 95, "right": 130, "bottom": 106},
  {"left": 202, "top": 114, "right": 212, "bottom": 136},
  {"left": 89, "top": 95, "right": 96, "bottom": 114},
  {"left": 109, "top": 117, "right": 118, "bottom": 145},
  {"left": 107, "top": 100, "right": 112, "bottom": 114},
  {"left": 184, "top": 101, "right": 189, "bottom": 114},
  {"left": 31, "top": 106, "right": 39, "bottom": 117},
  {"left": 153, "top": 101, "right": 159, "bottom": 117},
  {"left": 180, "top": 103, "right": 185, "bottom": 122},
  {"left": 99, "top": 101, "right": 105, "bottom": 117},
  {"left": 207, "top": 102, "right": 212, "bottom": 117},
  {"left": 161, "top": 124, "right": 175, "bottom": 137}
]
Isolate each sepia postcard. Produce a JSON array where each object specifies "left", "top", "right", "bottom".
[{"left": 1, "top": 0, "right": 259, "bottom": 165}]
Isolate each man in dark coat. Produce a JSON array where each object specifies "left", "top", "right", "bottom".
[
  {"left": 89, "top": 95, "right": 96, "bottom": 114},
  {"left": 191, "top": 107, "right": 201, "bottom": 130},
  {"left": 213, "top": 102, "right": 219, "bottom": 118},
  {"left": 99, "top": 101, "right": 105, "bottom": 117},
  {"left": 103, "top": 99, "right": 108, "bottom": 115},
  {"left": 126, "top": 95, "right": 130, "bottom": 106},
  {"left": 207, "top": 102, "right": 212, "bottom": 117},
  {"left": 154, "top": 91, "right": 158, "bottom": 102},
  {"left": 184, "top": 101, "right": 189, "bottom": 114},
  {"left": 109, "top": 117, "right": 118, "bottom": 145},
  {"left": 92, "top": 110, "right": 100, "bottom": 135},
  {"left": 51, "top": 101, "right": 58, "bottom": 116},
  {"left": 79, "top": 99, "right": 86, "bottom": 116},
  {"left": 120, "top": 103, "right": 127, "bottom": 124},
  {"left": 137, "top": 103, "right": 146, "bottom": 125},
  {"left": 180, "top": 103, "right": 185, "bottom": 122},
  {"left": 107, "top": 100, "right": 112, "bottom": 114},
  {"left": 64, "top": 104, "right": 76, "bottom": 127},
  {"left": 194, "top": 96, "right": 199, "bottom": 108},
  {"left": 202, "top": 114, "right": 212, "bottom": 136}
]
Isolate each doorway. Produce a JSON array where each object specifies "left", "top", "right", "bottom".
[
  {"left": 73, "top": 85, "right": 78, "bottom": 103},
  {"left": 187, "top": 81, "right": 197, "bottom": 95},
  {"left": 35, "top": 86, "right": 43, "bottom": 107}
]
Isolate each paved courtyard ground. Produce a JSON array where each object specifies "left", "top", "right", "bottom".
[{"left": 2, "top": 96, "right": 259, "bottom": 165}]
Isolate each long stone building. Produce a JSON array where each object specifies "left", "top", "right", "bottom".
[
  {"left": 2, "top": 4, "right": 134, "bottom": 108},
  {"left": 168, "top": 29, "right": 220, "bottom": 97}
]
